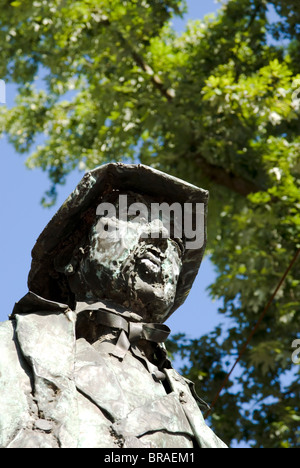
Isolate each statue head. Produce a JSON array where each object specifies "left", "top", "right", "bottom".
[
  {"left": 28, "top": 164, "right": 208, "bottom": 323},
  {"left": 64, "top": 191, "right": 184, "bottom": 322}
]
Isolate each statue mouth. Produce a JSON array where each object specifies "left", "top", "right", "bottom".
[
  {"left": 136, "top": 246, "right": 163, "bottom": 280},
  {"left": 121, "top": 239, "right": 181, "bottom": 288}
]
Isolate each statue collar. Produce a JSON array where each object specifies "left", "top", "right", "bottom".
[
  {"left": 75, "top": 300, "right": 171, "bottom": 381},
  {"left": 11, "top": 292, "right": 171, "bottom": 382},
  {"left": 11, "top": 291, "right": 71, "bottom": 317}
]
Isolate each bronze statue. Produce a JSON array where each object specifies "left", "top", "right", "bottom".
[{"left": 0, "top": 163, "right": 226, "bottom": 448}]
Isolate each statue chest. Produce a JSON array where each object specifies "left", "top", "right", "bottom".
[{"left": 74, "top": 338, "right": 194, "bottom": 448}]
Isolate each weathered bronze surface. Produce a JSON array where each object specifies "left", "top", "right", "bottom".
[{"left": 0, "top": 163, "right": 227, "bottom": 448}]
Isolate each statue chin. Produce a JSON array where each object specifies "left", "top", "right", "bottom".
[
  {"left": 67, "top": 258, "right": 176, "bottom": 323},
  {"left": 120, "top": 257, "right": 178, "bottom": 322},
  {"left": 120, "top": 278, "right": 175, "bottom": 324}
]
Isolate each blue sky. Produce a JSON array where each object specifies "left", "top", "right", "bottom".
[{"left": 0, "top": 0, "right": 225, "bottom": 342}]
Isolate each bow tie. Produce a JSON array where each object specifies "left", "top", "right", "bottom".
[{"left": 75, "top": 301, "right": 171, "bottom": 381}]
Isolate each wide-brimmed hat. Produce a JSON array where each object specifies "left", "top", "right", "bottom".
[{"left": 28, "top": 163, "right": 209, "bottom": 318}]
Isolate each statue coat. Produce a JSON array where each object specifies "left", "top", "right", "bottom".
[{"left": 0, "top": 294, "right": 226, "bottom": 449}]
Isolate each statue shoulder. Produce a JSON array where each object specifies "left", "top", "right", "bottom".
[
  {"left": 0, "top": 319, "right": 17, "bottom": 354},
  {"left": 0, "top": 319, "right": 33, "bottom": 448},
  {"left": 0, "top": 317, "right": 33, "bottom": 386},
  {"left": 0, "top": 319, "right": 32, "bottom": 389}
]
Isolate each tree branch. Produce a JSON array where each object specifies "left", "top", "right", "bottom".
[
  {"left": 195, "top": 154, "right": 262, "bottom": 197},
  {"left": 246, "top": 3, "right": 264, "bottom": 31},
  {"left": 127, "top": 45, "right": 175, "bottom": 102},
  {"left": 92, "top": 13, "right": 176, "bottom": 102},
  {"left": 94, "top": 14, "right": 262, "bottom": 198},
  {"left": 116, "top": 31, "right": 175, "bottom": 102}
]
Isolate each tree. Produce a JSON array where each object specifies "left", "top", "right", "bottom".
[{"left": 0, "top": 0, "right": 299, "bottom": 447}]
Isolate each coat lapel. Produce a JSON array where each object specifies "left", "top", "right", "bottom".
[
  {"left": 74, "top": 338, "right": 131, "bottom": 421},
  {"left": 15, "top": 303, "right": 79, "bottom": 448}
]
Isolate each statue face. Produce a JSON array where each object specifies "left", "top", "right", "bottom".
[{"left": 70, "top": 193, "right": 183, "bottom": 322}]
